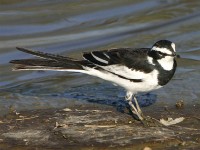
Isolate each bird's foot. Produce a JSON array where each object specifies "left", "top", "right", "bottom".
[
  {"left": 127, "top": 104, "right": 144, "bottom": 121},
  {"left": 125, "top": 92, "right": 161, "bottom": 126},
  {"left": 141, "top": 116, "right": 163, "bottom": 127},
  {"left": 126, "top": 96, "right": 144, "bottom": 121},
  {"left": 127, "top": 106, "right": 145, "bottom": 123},
  {"left": 127, "top": 107, "right": 163, "bottom": 127}
]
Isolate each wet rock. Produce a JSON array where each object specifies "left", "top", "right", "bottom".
[{"left": 0, "top": 102, "right": 200, "bottom": 149}]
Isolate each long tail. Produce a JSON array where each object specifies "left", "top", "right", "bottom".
[{"left": 10, "top": 47, "right": 89, "bottom": 71}]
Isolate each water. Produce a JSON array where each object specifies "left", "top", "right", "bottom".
[{"left": 1, "top": 0, "right": 200, "bottom": 116}]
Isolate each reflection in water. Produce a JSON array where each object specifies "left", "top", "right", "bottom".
[{"left": 0, "top": 0, "right": 200, "bottom": 114}]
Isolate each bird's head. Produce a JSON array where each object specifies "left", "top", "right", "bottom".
[{"left": 150, "top": 40, "right": 179, "bottom": 59}]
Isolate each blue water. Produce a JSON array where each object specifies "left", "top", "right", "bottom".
[{"left": 0, "top": 0, "right": 200, "bottom": 115}]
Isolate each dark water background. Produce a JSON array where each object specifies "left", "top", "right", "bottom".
[{"left": 0, "top": 0, "right": 200, "bottom": 115}]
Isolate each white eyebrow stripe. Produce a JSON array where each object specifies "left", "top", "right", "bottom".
[
  {"left": 152, "top": 46, "right": 172, "bottom": 55},
  {"left": 91, "top": 52, "right": 108, "bottom": 64}
]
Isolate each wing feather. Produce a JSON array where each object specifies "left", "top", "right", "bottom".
[{"left": 83, "top": 48, "right": 154, "bottom": 80}]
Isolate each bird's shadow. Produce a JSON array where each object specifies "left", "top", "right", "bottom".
[
  {"left": 4, "top": 81, "right": 157, "bottom": 115},
  {"left": 63, "top": 82, "right": 157, "bottom": 114}
]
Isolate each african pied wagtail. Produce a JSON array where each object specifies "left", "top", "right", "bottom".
[{"left": 10, "top": 40, "right": 179, "bottom": 121}]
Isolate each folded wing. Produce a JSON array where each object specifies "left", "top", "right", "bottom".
[{"left": 83, "top": 48, "right": 154, "bottom": 80}]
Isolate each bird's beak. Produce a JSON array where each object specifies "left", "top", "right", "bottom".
[
  {"left": 171, "top": 52, "right": 180, "bottom": 58},
  {"left": 176, "top": 54, "right": 181, "bottom": 58},
  {"left": 174, "top": 53, "right": 180, "bottom": 58}
]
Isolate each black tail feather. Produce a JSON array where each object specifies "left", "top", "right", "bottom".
[
  {"left": 16, "top": 47, "right": 77, "bottom": 61},
  {"left": 10, "top": 47, "right": 86, "bottom": 71},
  {"left": 10, "top": 58, "right": 83, "bottom": 71}
]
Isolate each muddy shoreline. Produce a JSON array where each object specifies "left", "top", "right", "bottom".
[{"left": 0, "top": 101, "right": 200, "bottom": 150}]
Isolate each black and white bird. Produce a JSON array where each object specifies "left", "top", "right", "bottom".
[{"left": 10, "top": 40, "right": 178, "bottom": 121}]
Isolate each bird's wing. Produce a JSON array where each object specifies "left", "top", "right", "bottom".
[{"left": 83, "top": 48, "right": 154, "bottom": 80}]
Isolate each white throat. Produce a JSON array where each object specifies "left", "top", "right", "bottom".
[{"left": 157, "top": 56, "right": 174, "bottom": 71}]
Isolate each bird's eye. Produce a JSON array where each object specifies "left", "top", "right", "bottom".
[{"left": 158, "top": 51, "right": 164, "bottom": 55}]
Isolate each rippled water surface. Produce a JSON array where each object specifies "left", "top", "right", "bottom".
[{"left": 1, "top": 0, "right": 200, "bottom": 115}]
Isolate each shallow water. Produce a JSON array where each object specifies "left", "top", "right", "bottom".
[{"left": 0, "top": 0, "right": 200, "bottom": 116}]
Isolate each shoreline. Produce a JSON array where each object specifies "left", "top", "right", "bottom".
[{"left": 0, "top": 101, "right": 200, "bottom": 149}]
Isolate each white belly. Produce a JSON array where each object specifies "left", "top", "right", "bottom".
[{"left": 82, "top": 67, "right": 162, "bottom": 94}]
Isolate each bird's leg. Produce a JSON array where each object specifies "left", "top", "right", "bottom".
[
  {"left": 125, "top": 92, "right": 163, "bottom": 126},
  {"left": 132, "top": 96, "right": 163, "bottom": 127},
  {"left": 125, "top": 92, "right": 143, "bottom": 121},
  {"left": 133, "top": 95, "right": 142, "bottom": 115}
]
